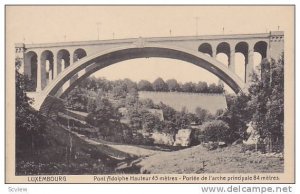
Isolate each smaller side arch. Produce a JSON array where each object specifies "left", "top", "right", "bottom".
[
  {"left": 24, "top": 51, "right": 38, "bottom": 91},
  {"left": 40, "top": 50, "right": 54, "bottom": 89},
  {"left": 57, "top": 49, "right": 71, "bottom": 74},
  {"left": 235, "top": 41, "right": 249, "bottom": 83},
  {"left": 235, "top": 41, "right": 249, "bottom": 58},
  {"left": 216, "top": 42, "right": 230, "bottom": 56},
  {"left": 254, "top": 41, "right": 268, "bottom": 59},
  {"left": 73, "top": 48, "right": 87, "bottom": 62},
  {"left": 216, "top": 42, "right": 230, "bottom": 66},
  {"left": 198, "top": 43, "right": 213, "bottom": 56}
]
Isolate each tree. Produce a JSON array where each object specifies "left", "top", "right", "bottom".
[
  {"left": 158, "top": 102, "right": 177, "bottom": 121},
  {"left": 140, "top": 98, "right": 156, "bottom": 109},
  {"left": 225, "top": 94, "right": 236, "bottom": 108},
  {"left": 123, "top": 78, "right": 138, "bottom": 92},
  {"left": 207, "top": 82, "right": 224, "bottom": 93},
  {"left": 195, "top": 81, "right": 208, "bottom": 93},
  {"left": 112, "top": 82, "right": 127, "bottom": 98},
  {"left": 137, "top": 80, "right": 153, "bottom": 91},
  {"left": 87, "top": 97, "right": 97, "bottom": 113},
  {"left": 208, "top": 83, "right": 218, "bottom": 93},
  {"left": 83, "top": 77, "right": 98, "bottom": 91},
  {"left": 166, "top": 79, "right": 180, "bottom": 92},
  {"left": 248, "top": 56, "right": 284, "bottom": 151},
  {"left": 181, "top": 82, "right": 196, "bottom": 92},
  {"left": 202, "top": 120, "right": 231, "bottom": 143},
  {"left": 94, "top": 77, "right": 112, "bottom": 92},
  {"left": 161, "top": 120, "right": 177, "bottom": 134},
  {"left": 64, "top": 87, "right": 89, "bottom": 111},
  {"left": 142, "top": 111, "right": 163, "bottom": 133},
  {"left": 15, "top": 59, "right": 46, "bottom": 153},
  {"left": 195, "top": 107, "right": 210, "bottom": 124},
  {"left": 86, "top": 97, "right": 120, "bottom": 127},
  {"left": 127, "top": 106, "right": 143, "bottom": 130},
  {"left": 152, "top": 77, "right": 168, "bottom": 91},
  {"left": 222, "top": 92, "right": 251, "bottom": 140},
  {"left": 125, "top": 88, "right": 139, "bottom": 107},
  {"left": 173, "top": 109, "right": 193, "bottom": 129}
]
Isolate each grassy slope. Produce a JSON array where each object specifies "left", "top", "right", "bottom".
[{"left": 138, "top": 144, "right": 284, "bottom": 174}]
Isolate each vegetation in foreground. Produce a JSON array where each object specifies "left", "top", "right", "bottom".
[
  {"left": 138, "top": 144, "right": 284, "bottom": 174},
  {"left": 16, "top": 117, "right": 137, "bottom": 175}
]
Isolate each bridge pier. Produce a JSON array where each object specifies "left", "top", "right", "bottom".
[
  {"left": 53, "top": 52, "right": 58, "bottom": 79},
  {"left": 212, "top": 49, "right": 217, "bottom": 58},
  {"left": 246, "top": 49, "right": 254, "bottom": 83},
  {"left": 36, "top": 51, "right": 42, "bottom": 92},
  {"left": 40, "top": 54, "right": 47, "bottom": 90},
  {"left": 229, "top": 49, "right": 235, "bottom": 73},
  {"left": 70, "top": 51, "right": 75, "bottom": 66}
]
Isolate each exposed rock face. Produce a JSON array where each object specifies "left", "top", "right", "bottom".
[
  {"left": 151, "top": 132, "right": 174, "bottom": 146},
  {"left": 243, "top": 122, "right": 260, "bottom": 145},
  {"left": 174, "top": 129, "right": 192, "bottom": 147}
]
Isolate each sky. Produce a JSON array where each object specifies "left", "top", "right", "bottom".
[{"left": 6, "top": 6, "right": 294, "bottom": 92}]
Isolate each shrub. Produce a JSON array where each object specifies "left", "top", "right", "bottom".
[{"left": 201, "top": 120, "right": 231, "bottom": 143}]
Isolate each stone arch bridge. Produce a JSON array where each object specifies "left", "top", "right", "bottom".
[{"left": 15, "top": 31, "right": 284, "bottom": 113}]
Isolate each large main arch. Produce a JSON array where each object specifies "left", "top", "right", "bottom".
[{"left": 31, "top": 43, "right": 246, "bottom": 111}]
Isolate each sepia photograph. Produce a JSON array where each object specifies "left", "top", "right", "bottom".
[{"left": 5, "top": 5, "right": 295, "bottom": 183}]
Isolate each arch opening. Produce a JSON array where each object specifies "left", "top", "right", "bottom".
[
  {"left": 235, "top": 42, "right": 249, "bottom": 82},
  {"left": 73, "top": 48, "right": 87, "bottom": 62},
  {"left": 254, "top": 41, "right": 268, "bottom": 59},
  {"left": 57, "top": 49, "right": 70, "bottom": 74},
  {"left": 235, "top": 53, "right": 246, "bottom": 82},
  {"left": 216, "top": 42, "right": 230, "bottom": 66},
  {"left": 24, "top": 51, "right": 38, "bottom": 91},
  {"left": 198, "top": 43, "right": 213, "bottom": 56},
  {"left": 216, "top": 53, "right": 229, "bottom": 67},
  {"left": 41, "top": 50, "right": 54, "bottom": 89}
]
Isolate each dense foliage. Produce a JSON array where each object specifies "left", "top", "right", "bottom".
[
  {"left": 248, "top": 57, "right": 284, "bottom": 151},
  {"left": 67, "top": 76, "right": 224, "bottom": 98},
  {"left": 61, "top": 75, "right": 225, "bottom": 145},
  {"left": 62, "top": 55, "right": 284, "bottom": 151},
  {"left": 15, "top": 59, "right": 46, "bottom": 155},
  {"left": 68, "top": 78, "right": 223, "bottom": 145},
  {"left": 201, "top": 120, "right": 231, "bottom": 143},
  {"left": 219, "top": 55, "right": 284, "bottom": 151}
]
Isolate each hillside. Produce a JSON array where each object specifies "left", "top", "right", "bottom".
[
  {"left": 137, "top": 144, "right": 284, "bottom": 174},
  {"left": 139, "top": 91, "right": 227, "bottom": 114},
  {"left": 16, "top": 118, "right": 135, "bottom": 175}
]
